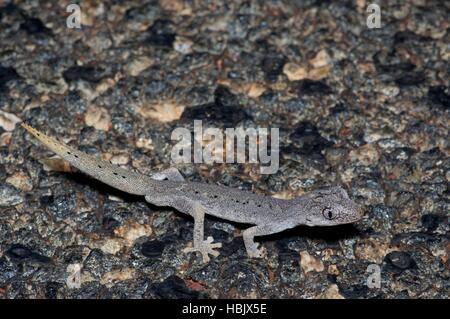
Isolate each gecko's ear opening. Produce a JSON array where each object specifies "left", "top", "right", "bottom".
[
  {"left": 339, "top": 187, "right": 349, "bottom": 199},
  {"left": 330, "top": 186, "right": 349, "bottom": 199}
]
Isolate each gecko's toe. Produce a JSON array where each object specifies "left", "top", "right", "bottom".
[
  {"left": 201, "top": 253, "right": 211, "bottom": 263},
  {"left": 183, "top": 237, "right": 222, "bottom": 263},
  {"left": 206, "top": 236, "right": 222, "bottom": 248}
]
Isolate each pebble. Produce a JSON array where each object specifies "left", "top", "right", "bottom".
[
  {"left": 101, "top": 268, "right": 136, "bottom": 288},
  {"left": 0, "top": 132, "right": 12, "bottom": 146},
  {"left": 63, "top": 65, "right": 106, "bottom": 83},
  {"left": 6, "top": 172, "right": 33, "bottom": 192},
  {"left": 261, "top": 53, "right": 286, "bottom": 82},
  {"left": 126, "top": 56, "right": 153, "bottom": 76},
  {"left": 245, "top": 82, "right": 266, "bottom": 98},
  {"left": 300, "top": 250, "right": 325, "bottom": 274},
  {"left": 150, "top": 275, "right": 202, "bottom": 299},
  {"left": 113, "top": 220, "right": 152, "bottom": 245},
  {"left": 6, "top": 244, "right": 51, "bottom": 264},
  {"left": 385, "top": 251, "right": 416, "bottom": 270},
  {"left": 0, "top": 184, "right": 24, "bottom": 207},
  {"left": 137, "top": 100, "right": 185, "bottom": 123},
  {"left": 0, "top": 66, "right": 20, "bottom": 89},
  {"left": 141, "top": 240, "right": 165, "bottom": 258},
  {"left": 110, "top": 153, "right": 130, "bottom": 165},
  {"left": 0, "top": 110, "right": 21, "bottom": 131},
  {"left": 283, "top": 62, "right": 308, "bottom": 81},
  {"left": 309, "top": 49, "right": 331, "bottom": 68},
  {"left": 173, "top": 36, "right": 194, "bottom": 55},
  {"left": 296, "top": 79, "right": 332, "bottom": 95},
  {"left": 84, "top": 105, "right": 112, "bottom": 131},
  {"left": 348, "top": 143, "right": 380, "bottom": 166},
  {"left": 317, "top": 284, "right": 345, "bottom": 299},
  {"left": 355, "top": 237, "right": 392, "bottom": 263},
  {"left": 66, "top": 263, "right": 82, "bottom": 289}
]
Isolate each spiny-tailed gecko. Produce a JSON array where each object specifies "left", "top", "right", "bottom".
[{"left": 21, "top": 123, "right": 362, "bottom": 262}]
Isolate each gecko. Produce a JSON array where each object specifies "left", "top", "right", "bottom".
[{"left": 21, "top": 123, "right": 362, "bottom": 262}]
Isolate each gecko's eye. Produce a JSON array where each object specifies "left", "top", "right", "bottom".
[{"left": 322, "top": 207, "right": 336, "bottom": 220}]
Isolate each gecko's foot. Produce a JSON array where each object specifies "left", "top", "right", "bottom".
[
  {"left": 183, "top": 236, "right": 222, "bottom": 263},
  {"left": 246, "top": 244, "right": 267, "bottom": 259}
]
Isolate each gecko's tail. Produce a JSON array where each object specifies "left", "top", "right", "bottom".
[{"left": 21, "top": 122, "right": 155, "bottom": 195}]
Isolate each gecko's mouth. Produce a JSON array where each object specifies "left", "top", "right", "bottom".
[{"left": 305, "top": 218, "right": 314, "bottom": 226}]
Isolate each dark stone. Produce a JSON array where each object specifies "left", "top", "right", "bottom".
[
  {"left": 327, "top": 274, "right": 337, "bottom": 283},
  {"left": 180, "top": 102, "right": 249, "bottom": 126},
  {"left": 39, "top": 194, "right": 54, "bottom": 206},
  {"left": 47, "top": 192, "right": 77, "bottom": 220},
  {"left": 261, "top": 53, "right": 286, "bottom": 82},
  {"left": 62, "top": 66, "right": 106, "bottom": 83},
  {"left": 141, "top": 240, "right": 165, "bottom": 258},
  {"left": 385, "top": 251, "right": 416, "bottom": 271},
  {"left": 214, "top": 85, "right": 239, "bottom": 107},
  {"left": 428, "top": 86, "right": 450, "bottom": 109},
  {"left": 330, "top": 102, "right": 347, "bottom": 114},
  {"left": 339, "top": 284, "right": 370, "bottom": 299},
  {"left": 421, "top": 214, "right": 444, "bottom": 232},
  {"left": 210, "top": 228, "right": 230, "bottom": 243},
  {"left": 102, "top": 217, "right": 120, "bottom": 232},
  {"left": 394, "top": 31, "right": 431, "bottom": 43},
  {"left": 0, "top": 3, "right": 22, "bottom": 20},
  {"left": 65, "top": 90, "right": 87, "bottom": 114},
  {"left": 83, "top": 249, "right": 104, "bottom": 272},
  {"left": 151, "top": 275, "right": 201, "bottom": 299},
  {"left": 219, "top": 237, "right": 245, "bottom": 257},
  {"left": 288, "top": 121, "right": 333, "bottom": 155},
  {"left": 278, "top": 249, "right": 300, "bottom": 264},
  {"left": 146, "top": 19, "right": 176, "bottom": 47},
  {"left": 295, "top": 79, "right": 332, "bottom": 95},
  {"left": 377, "top": 62, "right": 416, "bottom": 74},
  {"left": 6, "top": 244, "right": 32, "bottom": 261},
  {"left": 222, "top": 262, "right": 264, "bottom": 291},
  {"left": 62, "top": 245, "right": 84, "bottom": 263},
  {"left": 422, "top": 147, "right": 445, "bottom": 158},
  {"left": 146, "top": 33, "right": 176, "bottom": 47},
  {"left": 45, "top": 281, "right": 62, "bottom": 299},
  {"left": 0, "top": 66, "right": 21, "bottom": 91},
  {"left": 6, "top": 244, "right": 51, "bottom": 264},
  {"left": 395, "top": 72, "right": 425, "bottom": 86},
  {"left": 20, "top": 16, "right": 51, "bottom": 35},
  {"left": 391, "top": 232, "right": 442, "bottom": 246}
]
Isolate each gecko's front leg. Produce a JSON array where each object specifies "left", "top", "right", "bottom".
[
  {"left": 243, "top": 224, "right": 282, "bottom": 258},
  {"left": 183, "top": 202, "right": 222, "bottom": 263}
]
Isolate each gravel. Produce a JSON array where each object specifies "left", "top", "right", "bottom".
[{"left": 0, "top": 0, "right": 448, "bottom": 299}]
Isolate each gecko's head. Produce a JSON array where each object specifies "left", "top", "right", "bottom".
[{"left": 292, "top": 187, "right": 362, "bottom": 227}]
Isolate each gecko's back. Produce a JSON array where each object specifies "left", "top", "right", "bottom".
[{"left": 146, "top": 179, "right": 287, "bottom": 225}]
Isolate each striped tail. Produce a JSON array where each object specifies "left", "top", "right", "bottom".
[{"left": 21, "top": 123, "right": 155, "bottom": 195}]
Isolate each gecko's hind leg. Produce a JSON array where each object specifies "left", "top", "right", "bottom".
[
  {"left": 182, "top": 203, "right": 222, "bottom": 263},
  {"left": 151, "top": 167, "right": 185, "bottom": 182},
  {"left": 243, "top": 225, "right": 281, "bottom": 258}
]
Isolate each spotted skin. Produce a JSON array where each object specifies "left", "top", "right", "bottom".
[{"left": 22, "top": 123, "right": 362, "bottom": 262}]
